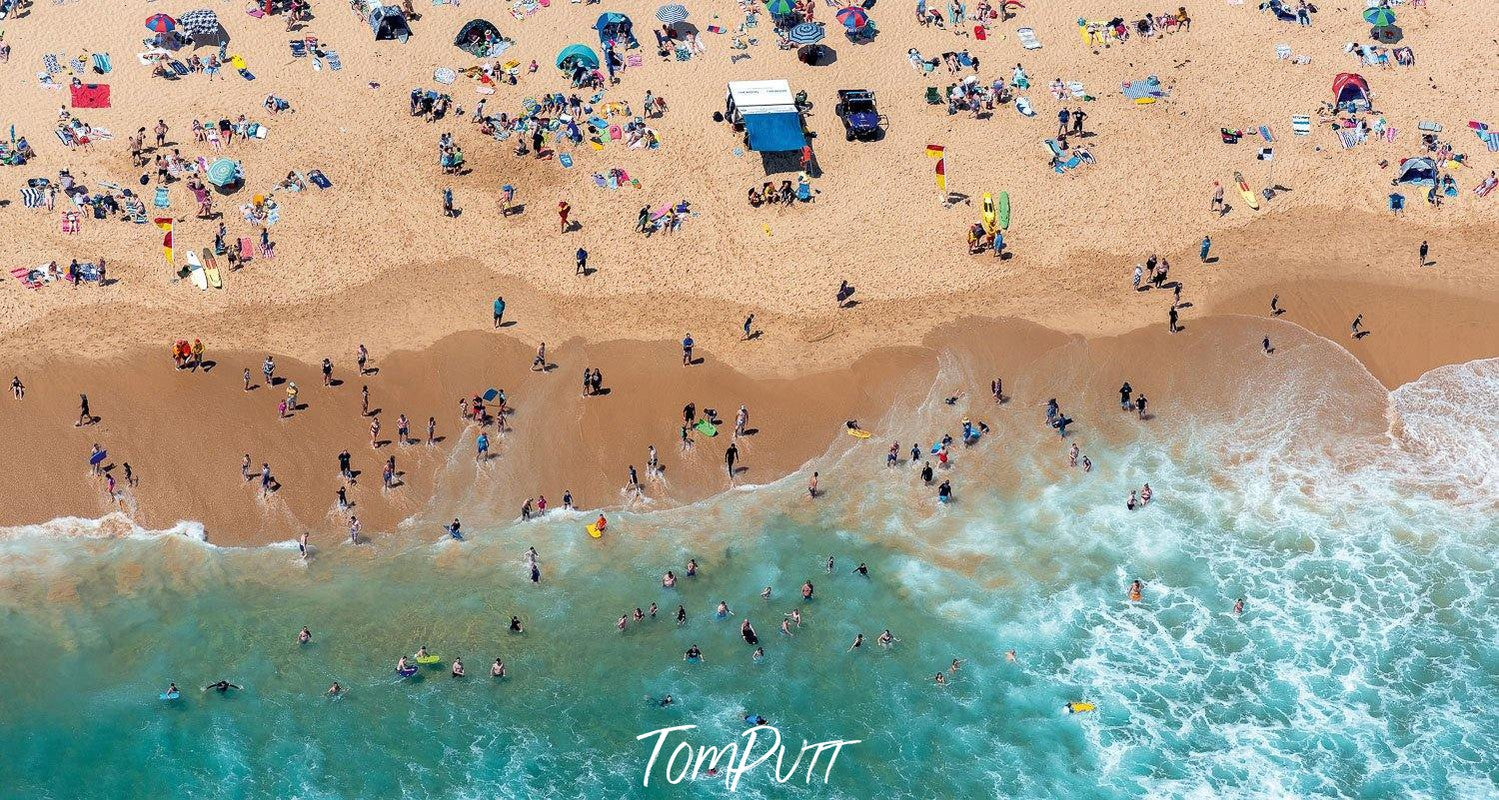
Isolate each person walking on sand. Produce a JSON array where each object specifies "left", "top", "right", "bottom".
[
  {"left": 575, "top": 247, "right": 588, "bottom": 275},
  {"left": 1351, "top": 314, "right": 1364, "bottom": 338},
  {"left": 1270, "top": 294, "right": 1283, "bottom": 315},
  {"left": 682, "top": 333, "right": 694, "bottom": 366},
  {"left": 532, "top": 342, "right": 547, "bottom": 371},
  {"left": 493, "top": 296, "right": 506, "bottom": 328},
  {"left": 557, "top": 201, "right": 571, "bottom": 233},
  {"left": 1199, "top": 235, "right": 1212, "bottom": 263},
  {"left": 349, "top": 516, "right": 361, "bottom": 545},
  {"left": 725, "top": 443, "right": 738, "bottom": 479},
  {"left": 476, "top": 431, "right": 490, "bottom": 462},
  {"left": 12, "top": 376, "right": 24, "bottom": 400},
  {"left": 357, "top": 344, "right": 369, "bottom": 376},
  {"left": 1418, "top": 240, "right": 1428, "bottom": 268},
  {"left": 742, "top": 314, "right": 755, "bottom": 340},
  {"left": 1210, "top": 181, "right": 1224, "bottom": 214},
  {"left": 77, "top": 393, "right": 92, "bottom": 426},
  {"left": 263, "top": 355, "right": 276, "bottom": 386}
]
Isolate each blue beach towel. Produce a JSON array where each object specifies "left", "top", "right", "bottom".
[
  {"left": 169, "top": 60, "right": 189, "bottom": 76},
  {"left": 308, "top": 170, "right": 331, "bottom": 189},
  {"left": 153, "top": 185, "right": 170, "bottom": 208},
  {"left": 91, "top": 53, "right": 112, "bottom": 74}
]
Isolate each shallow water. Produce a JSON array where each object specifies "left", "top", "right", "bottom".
[{"left": 1, "top": 358, "right": 1495, "bottom": 799}]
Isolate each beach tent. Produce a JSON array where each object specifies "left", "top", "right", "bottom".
[
  {"left": 556, "top": 43, "right": 600, "bottom": 70},
  {"left": 454, "top": 18, "right": 502, "bottom": 48},
  {"left": 1332, "top": 73, "right": 1370, "bottom": 110},
  {"left": 178, "top": 9, "right": 224, "bottom": 44},
  {"left": 595, "top": 12, "right": 637, "bottom": 46},
  {"left": 1392, "top": 156, "right": 1437, "bottom": 186},
  {"left": 726, "top": 80, "right": 807, "bottom": 152},
  {"left": 369, "top": 6, "right": 411, "bottom": 42}
]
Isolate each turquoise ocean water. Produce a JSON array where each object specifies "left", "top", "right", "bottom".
[{"left": 1, "top": 354, "right": 1494, "bottom": 799}]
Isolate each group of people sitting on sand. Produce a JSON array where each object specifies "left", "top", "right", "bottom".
[
  {"left": 747, "top": 175, "right": 813, "bottom": 207},
  {"left": 1081, "top": 7, "right": 1192, "bottom": 47}
]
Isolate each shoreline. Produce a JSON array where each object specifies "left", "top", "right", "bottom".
[{"left": 4, "top": 296, "right": 1486, "bottom": 547}]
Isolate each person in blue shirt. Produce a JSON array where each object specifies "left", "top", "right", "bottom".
[
  {"left": 492, "top": 296, "right": 506, "bottom": 328},
  {"left": 682, "top": 333, "right": 694, "bottom": 366}
]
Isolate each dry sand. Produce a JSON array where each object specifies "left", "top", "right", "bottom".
[{"left": 0, "top": 0, "right": 1494, "bottom": 541}]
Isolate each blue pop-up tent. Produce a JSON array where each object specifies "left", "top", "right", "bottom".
[
  {"left": 726, "top": 80, "right": 807, "bottom": 153},
  {"left": 594, "top": 12, "right": 636, "bottom": 46}
]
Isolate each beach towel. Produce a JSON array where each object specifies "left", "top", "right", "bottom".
[
  {"left": 1291, "top": 115, "right": 1311, "bottom": 135},
  {"left": 1259, "top": 125, "right": 1274, "bottom": 142},
  {"left": 69, "top": 83, "right": 110, "bottom": 108},
  {"left": 308, "top": 170, "right": 332, "bottom": 189},
  {"left": 1476, "top": 175, "right": 1497, "bottom": 198},
  {"left": 1068, "top": 81, "right": 1086, "bottom": 99},
  {"left": 434, "top": 67, "right": 456, "bottom": 84},
  {"left": 91, "top": 53, "right": 112, "bottom": 74},
  {"left": 1275, "top": 43, "right": 1291, "bottom": 60},
  {"left": 1483, "top": 132, "right": 1499, "bottom": 152},
  {"left": 238, "top": 237, "right": 254, "bottom": 262},
  {"left": 1121, "top": 75, "right": 1167, "bottom": 101},
  {"left": 153, "top": 185, "right": 170, "bottom": 208},
  {"left": 55, "top": 127, "right": 75, "bottom": 147},
  {"left": 265, "top": 205, "right": 281, "bottom": 226},
  {"left": 1016, "top": 27, "right": 1042, "bottom": 50},
  {"left": 326, "top": 51, "right": 342, "bottom": 71},
  {"left": 169, "top": 60, "right": 189, "bottom": 76},
  {"left": 1387, "top": 193, "right": 1404, "bottom": 212},
  {"left": 60, "top": 212, "right": 80, "bottom": 233},
  {"left": 42, "top": 53, "right": 61, "bottom": 75},
  {"left": 290, "top": 40, "right": 307, "bottom": 58},
  {"left": 20, "top": 187, "right": 48, "bottom": 209},
  {"left": 71, "top": 56, "right": 86, "bottom": 75},
  {"left": 560, "top": 153, "right": 574, "bottom": 168},
  {"left": 10, "top": 268, "right": 42, "bottom": 290},
  {"left": 1337, "top": 129, "right": 1359, "bottom": 149}
]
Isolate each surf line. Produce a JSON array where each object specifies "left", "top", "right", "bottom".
[{"left": 637, "top": 724, "right": 862, "bottom": 791}]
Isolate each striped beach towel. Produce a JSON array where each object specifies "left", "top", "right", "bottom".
[
  {"left": 326, "top": 51, "right": 342, "bottom": 70},
  {"left": 20, "top": 188, "right": 49, "bottom": 209},
  {"left": 91, "top": 53, "right": 112, "bottom": 73},
  {"left": 1291, "top": 115, "right": 1311, "bottom": 136},
  {"left": 1481, "top": 131, "right": 1499, "bottom": 152}
]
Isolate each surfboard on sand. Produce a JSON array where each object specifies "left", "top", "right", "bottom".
[
  {"left": 201, "top": 248, "right": 222, "bottom": 289},
  {"left": 997, "top": 191, "right": 1011, "bottom": 229},
  {"left": 1234, "top": 171, "right": 1260, "bottom": 210},
  {"left": 185, "top": 250, "right": 208, "bottom": 290},
  {"left": 980, "top": 193, "right": 996, "bottom": 235}
]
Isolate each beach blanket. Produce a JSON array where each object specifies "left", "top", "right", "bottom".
[
  {"left": 308, "top": 170, "right": 332, "bottom": 189},
  {"left": 1120, "top": 75, "right": 1167, "bottom": 101},
  {"left": 10, "top": 268, "right": 43, "bottom": 289},
  {"left": 69, "top": 83, "right": 110, "bottom": 108},
  {"left": 1291, "top": 115, "right": 1311, "bottom": 135},
  {"left": 91, "top": 53, "right": 112, "bottom": 74},
  {"left": 42, "top": 53, "right": 61, "bottom": 75},
  {"left": 1016, "top": 27, "right": 1042, "bottom": 50},
  {"left": 326, "top": 51, "right": 342, "bottom": 71},
  {"left": 434, "top": 67, "right": 456, "bottom": 84},
  {"left": 290, "top": 40, "right": 307, "bottom": 58},
  {"left": 20, "top": 187, "right": 49, "bottom": 209},
  {"left": 153, "top": 185, "right": 170, "bottom": 209}
]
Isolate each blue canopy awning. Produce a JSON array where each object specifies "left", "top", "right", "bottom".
[{"left": 742, "top": 111, "right": 806, "bottom": 152}]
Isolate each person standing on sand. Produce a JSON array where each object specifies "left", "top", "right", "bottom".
[
  {"left": 1210, "top": 181, "right": 1224, "bottom": 214},
  {"left": 260, "top": 463, "right": 273, "bottom": 496},
  {"left": 1263, "top": 336, "right": 1273, "bottom": 354},
  {"left": 349, "top": 516, "right": 360, "bottom": 545},
  {"left": 575, "top": 247, "right": 588, "bottom": 275},
  {"left": 322, "top": 358, "right": 333, "bottom": 386},
  {"left": 532, "top": 342, "right": 547, "bottom": 371},
  {"left": 1199, "top": 235, "right": 1211, "bottom": 262},
  {"left": 493, "top": 296, "right": 506, "bottom": 328},
  {"left": 1168, "top": 305, "right": 1180, "bottom": 334},
  {"left": 11, "top": 376, "right": 24, "bottom": 400},
  {"left": 1136, "top": 394, "right": 1148, "bottom": 420},
  {"left": 476, "top": 431, "right": 490, "bottom": 462},
  {"left": 725, "top": 443, "right": 738, "bottom": 479},
  {"left": 1351, "top": 314, "right": 1364, "bottom": 338},
  {"left": 557, "top": 201, "right": 571, "bottom": 233},
  {"left": 743, "top": 314, "right": 755, "bottom": 340},
  {"left": 427, "top": 416, "right": 437, "bottom": 445},
  {"left": 77, "top": 394, "right": 92, "bottom": 426},
  {"left": 1418, "top": 240, "right": 1428, "bottom": 268}
]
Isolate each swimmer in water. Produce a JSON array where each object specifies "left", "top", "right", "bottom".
[
  {"left": 1127, "top": 491, "right": 1138, "bottom": 510},
  {"left": 760, "top": 586, "right": 772, "bottom": 600},
  {"left": 662, "top": 570, "right": 677, "bottom": 588},
  {"left": 854, "top": 562, "right": 869, "bottom": 577},
  {"left": 1129, "top": 579, "right": 1143, "bottom": 603},
  {"left": 1233, "top": 598, "right": 1245, "bottom": 615},
  {"left": 397, "top": 656, "right": 411, "bottom": 672},
  {"left": 809, "top": 472, "right": 819, "bottom": 498},
  {"left": 786, "top": 608, "right": 803, "bottom": 627},
  {"left": 1005, "top": 650, "right": 1017, "bottom": 663},
  {"left": 617, "top": 614, "right": 629, "bottom": 632},
  {"left": 780, "top": 619, "right": 794, "bottom": 637},
  {"left": 649, "top": 602, "right": 658, "bottom": 618},
  {"left": 451, "top": 658, "right": 465, "bottom": 677},
  {"left": 686, "top": 558, "right": 698, "bottom": 577},
  {"left": 676, "top": 605, "right": 687, "bottom": 626},
  {"left": 327, "top": 682, "right": 342, "bottom": 696},
  {"left": 741, "top": 619, "right": 759, "bottom": 645},
  {"left": 715, "top": 601, "right": 733, "bottom": 619},
  {"left": 633, "top": 607, "right": 645, "bottom": 622},
  {"left": 165, "top": 682, "right": 180, "bottom": 697},
  {"left": 826, "top": 556, "right": 835, "bottom": 573},
  {"left": 949, "top": 658, "right": 964, "bottom": 673},
  {"left": 753, "top": 646, "right": 765, "bottom": 661},
  {"left": 934, "top": 672, "right": 947, "bottom": 686},
  {"left": 509, "top": 616, "right": 524, "bottom": 633},
  {"left": 298, "top": 627, "right": 312, "bottom": 644},
  {"left": 877, "top": 629, "right": 897, "bottom": 649},
  {"left": 203, "top": 680, "right": 242, "bottom": 693},
  {"left": 684, "top": 644, "right": 704, "bottom": 662},
  {"left": 848, "top": 633, "right": 865, "bottom": 651},
  {"left": 801, "top": 580, "right": 815, "bottom": 600},
  {"left": 492, "top": 658, "right": 507, "bottom": 677},
  {"left": 659, "top": 694, "right": 674, "bottom": 707},
  {"left": 416, "top": 646, "right": 430, "bottom": 660}
]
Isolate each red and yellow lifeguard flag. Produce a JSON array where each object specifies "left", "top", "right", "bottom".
[
  {"left": 154, "top": 217, "right": 173, "bottom": 265},
  {"left": 927, "top": 145, "right": 946, "bottom": 195}
]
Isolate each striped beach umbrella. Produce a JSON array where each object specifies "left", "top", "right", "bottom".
[
  {"left": 655, "top": 4, "right": 688, "bottom": 24},
  {"left": 787, "top": 21, "right": 825, "bottom": 45},
  {"left": 764, "top": 0, "right": 794, "bottom": 17},
  {"left": 835, "top": 6, "right": 870, "bottom": 30},
  {"left": 205, "top": 158, "right": 241, "bottom": 188},
  {"left": 144, "top": 13, "right": 177, "bottom": 33},
  {"left": 1361, "top": 6, "right": 1395, "bottom": 25},
  {"left": 178, "top": 9, "right": 222, "bottom": 38}
]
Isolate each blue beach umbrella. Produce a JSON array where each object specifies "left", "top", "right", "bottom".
[
  {"left": 655, "top": 4, "right": 688, "bottom": 24},
  {"left": 787, "top": 22, "right": 825, "bottom": 45},
  {"left": 205, "top": 158, "right": 240, "bottom": 187},
  {"left": 1362, "top": 6, "right": 1395, "bottom": 26}
]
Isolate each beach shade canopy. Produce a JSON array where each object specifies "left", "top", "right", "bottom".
[
  {"left": 1371, "top": 24, "right": 1402, "bottom": 43},
  {"left": 1392, "top": 156, "right": 1437, "bottom": 186},
  {"left": 556, "top": 43, "right": 600, "bottom": 70},
  {"left": 1332, "top": 72, "right": 1371, "bottom": 110},
  {"left": 144, "top": 13, "right": 176, "bottom": 33},
  {"left": 726, "top": 80, "right": 808, "bottom": 152},
  {"left": 178, "top": 9, "right": 222, "bottom": 39},
  {"left": 787, "top": 22, "right": 825, "bottom": 45},
  {"left": 205, "top": 158, "right": 241, "bottom": 188},
  {"left": 454, "top": 18, "right": 502, "bottom": 47},
  {"left": 369, "top": 6, "right": 412, "bottom": 42},
  {"left": 595, "top": 12, "right": 636, "bottom": 44},
  {"left": 1362, "top": 6, "right": 1395, "bottom": 26},
  {"left": 656, "top": 4, "right": 688, "bottom": 24},
  {"left": 835, "top": 6, "right": 870, "bottom": 30}
]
